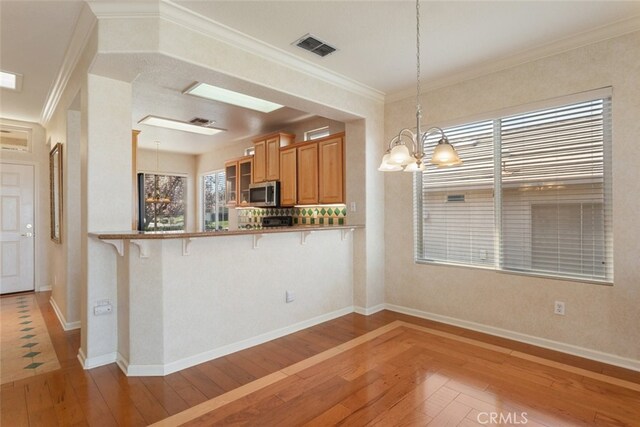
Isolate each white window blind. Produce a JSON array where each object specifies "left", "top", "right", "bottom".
[
  {"left": 500, "top": 98, "right": 612, "bottom": 281},
  {"left": 419, "top": 120, "right": 495, "bottom": 267},
  {"left": 416, "top": 95, "right": 613, "bottom": 283}
]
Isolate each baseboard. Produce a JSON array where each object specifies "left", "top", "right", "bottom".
[
  {"left": 123, "top": 306, "right": 355, "bottom": 376},
  {"left": 354, "top": 304, "right": 385, "bottom": 316},
  {"left": 38, "top": 286, "right": 52, "bottom": 292},
  {"left": 49, "top": 297, "right": 81, "bottom": 331},
  {"left": 77, "top": 348, "right": 117, "bottom": 370},
  {"left": 384, "top": 303, "right": 640, "bottom": 373}
]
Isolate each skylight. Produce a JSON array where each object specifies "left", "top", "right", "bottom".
[
  {"left": 184, "top": 83, "right": 283, "bottom": 113},
  {"left": 0, "top": 70, "right": 22, "bottom": 91},
  {"left": 138, "top": 115, "right": 225, "bottom": 136}
]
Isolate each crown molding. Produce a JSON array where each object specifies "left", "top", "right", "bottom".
[
  {"left": 40, "top": 4, "right": 97, "bottom": 126},
  {"left": 386, "top": 14, "right": 640, "bottom": 104},
  {"left": 87, "top": 1, "right": 159, "bottom": 18},
  {"left": 158, "top": 0, "right": 385, "bottom": 103}
]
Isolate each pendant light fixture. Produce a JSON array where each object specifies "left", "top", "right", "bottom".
[
  {"left": 378, "top": 0, "right": 462, "bottom": 172},
  {"left": 145, "top": 141, "right": 171, "bottom": 204}
]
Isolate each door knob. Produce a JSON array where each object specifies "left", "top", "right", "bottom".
[{"left": 21, "top": 232, "right": 33, "bottom": 237}]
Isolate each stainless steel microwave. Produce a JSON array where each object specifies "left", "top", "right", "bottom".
[{"left": 249, "top": 181, "right": 279, "bottom": 207}]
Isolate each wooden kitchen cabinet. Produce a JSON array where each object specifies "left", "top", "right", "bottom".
[
  {"left": 253, "top": 132, "right": 294, "bottom": 183},
  {"left": 238, "top": 157, "right": 253, "bottom": 206},
  {"left": 318, "top": 135, "right": 344, "bottom": 204},
  {"left": 279, "top": 146, "right": 297, "bottom": 206},
  {"left": 297, "top": 142, "right": 319, "bottom": 204},
  {"left": 225, "top": 155, "right": 253, "bottom": 207},
  {"left": 224, "top": 160, "right": 238, "bottom": 207}
]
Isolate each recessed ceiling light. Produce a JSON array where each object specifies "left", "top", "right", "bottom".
[
  {"left": 184, "top": 83, "right": 283, "bottom": 113},
  {"left": 0, "top": 70, "right": 22, "bottom": 91},
  {"left": 137, "top": 115, "right": 225, "bottom": 135}
]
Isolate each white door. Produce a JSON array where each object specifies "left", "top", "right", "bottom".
[{"left": 0, "top": 163, "right": 35, "bottom": 294}]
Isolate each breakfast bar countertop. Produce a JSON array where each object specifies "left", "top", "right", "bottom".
[{"left": 90, "top": 224, "right": 364, "bottom": 240}]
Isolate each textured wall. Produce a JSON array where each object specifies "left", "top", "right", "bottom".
[{"left": 384, "top": 31, "right": 640, "bottom": 362}]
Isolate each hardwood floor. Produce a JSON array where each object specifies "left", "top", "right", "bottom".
[{"left": 1, "top": 291, "right": 639, "bottom": 426}]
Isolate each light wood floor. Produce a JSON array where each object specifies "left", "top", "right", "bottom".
[{"left": 1, "top": 291, "right": 639, "bottom": 426}]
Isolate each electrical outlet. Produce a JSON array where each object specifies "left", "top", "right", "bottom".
[
  {"left": 350, "top": 202, "right": 357, "bottom": 212},
  {"left": 554, "top": 301, "right": 565, "bottom": 316},
  {"left": 285, "top": 291, "right": 295, "bottom": 303}
]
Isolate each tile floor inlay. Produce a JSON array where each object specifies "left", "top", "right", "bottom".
[{"left": 0, "top": 293, "right": 61, "bottom": 384}]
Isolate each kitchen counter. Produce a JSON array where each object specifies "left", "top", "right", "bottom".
[{"left": 91, "top": 224, "right": 363, "bottom": 240}]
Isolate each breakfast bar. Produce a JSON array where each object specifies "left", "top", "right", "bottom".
[{"left": 91, "top": 225, "right": 363, "bottom": 376}]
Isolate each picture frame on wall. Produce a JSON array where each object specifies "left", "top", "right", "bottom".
[{"left": 50, "top": 142, "right": 63, "bottom": 243}]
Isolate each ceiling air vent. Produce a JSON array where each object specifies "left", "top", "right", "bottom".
[
  {"left": 293, "top": 33, "right": 337, "bottom": 57},
  {"left": 189, "top": 117, "right": 214, "bottom": 127}
]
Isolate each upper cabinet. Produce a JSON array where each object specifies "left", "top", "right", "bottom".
[
  {"left": 282, "top": 132, "right": 345, "bottom": 206},
  {"left": 318, "top": 135, "right": 344, "bottom": 204},
  {"left": 279, "top": 146, "right": 297, "bottom": 207},
  {"left": 297, "top": 142, "right": 319, "bottom": 205},
  {"left": 238, "top": 157, "right": 253, "bottom": 206},
  {"left": 225, "top": 155, "right": 253, "bottom": 207},
  {"left": 253, "top": 132, "right": 294, "bottom": 183},
  {"left": 224, "top": 160, "right": 238, "bottom": 207}
]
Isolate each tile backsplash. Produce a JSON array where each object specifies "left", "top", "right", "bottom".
[{"left": 238, "top": 205, "right": 347, "bottom": 228}]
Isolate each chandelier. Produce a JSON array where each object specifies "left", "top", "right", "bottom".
[{"left": 378, "top": 0, "right": 462, "bottom": 172}]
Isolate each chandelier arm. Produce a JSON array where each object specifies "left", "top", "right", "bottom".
[
  {"left": 398, "top": 129, "right": 421, "bottom": 157},
  {"left": 419, "top": 126, "right": 449, "bottom": 144}
]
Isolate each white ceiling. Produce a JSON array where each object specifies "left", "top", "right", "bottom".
[
  {"left": 0, "top": 0, "right": 84, "bottom": 123},
  {"left": 2, "top": 0, "right": 640, "bottom": 149}
]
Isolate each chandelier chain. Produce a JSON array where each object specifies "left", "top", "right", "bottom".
[{"left": 416, "top": 0, "right": 421, "bottom": 112}]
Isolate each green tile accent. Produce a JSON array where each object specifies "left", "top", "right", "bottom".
[
  {"left": 329, "top": 218, "right": 334, "bottom": 225},
  {"left": 22, "top": 343, "right": 38, "bottom": 348},
  {"left": 24, "top": 362, "right": 43, "bottom": 370},
  {"left": 327, "top": 208, "right": 333, "bottom": 215},
  {"left": 293, "top": 218, "right": 298, "bottom": 224},
  {"left": 23, "top": 352, "right": 40, "bottom": 358},
  {"left": 302, "top": 218, "right": 307, "bottom": 224},
  {"left": 341, "top": 208, "right": 347, "bottom": 216},
  {"left": 339, "top": 218, "right": 344, "bottom": 225},
  {"left": 320, "top": 208, "right": 326, "bottom": 215},
  {"left": 310, "top": 218, "right": 315, "bottom": 225},
  {"left": 319, "top": 218, "right": 324, "bottom": 224},
  {"left": 20, "top": 328, "right": 34, "bottom": 332},
  {"left": 20, "top": 321, "right": 32, "bottom": 325},
  {"left": 21, "top": 335, "right": 35, "bottom": 339}
]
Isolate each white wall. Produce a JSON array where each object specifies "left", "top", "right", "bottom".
[
  {"left": 120, "top": 230, "right": 354, "bottom": 374},
  {"left": 384, "top": 31, "right": 640, "bottom": 366},
  {"left": 0, "top": 118, "right": 49, "bottom": 293},
  {"left": 137, "top": 148, "right": 197, "bottom": 232}
]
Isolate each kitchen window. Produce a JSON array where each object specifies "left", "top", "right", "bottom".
[
  {"left": 140, "top": 173, "right": 187, "bottom": 231},
  {"left": 203, "top": 170, "right": 228, "bottom": 231},
  {"left": 304, "top": 126, "right": 330, "bottom": 141},
  {"left": 416, "top": 92, "right": 613, "bottom": 283}
]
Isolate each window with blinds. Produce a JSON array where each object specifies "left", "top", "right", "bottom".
[
  {"left": 203, "top": 170, "right": 229, "bottom": 231},
  {"left": 416, "top": 94, "right": 613, "bottom": 283}
]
